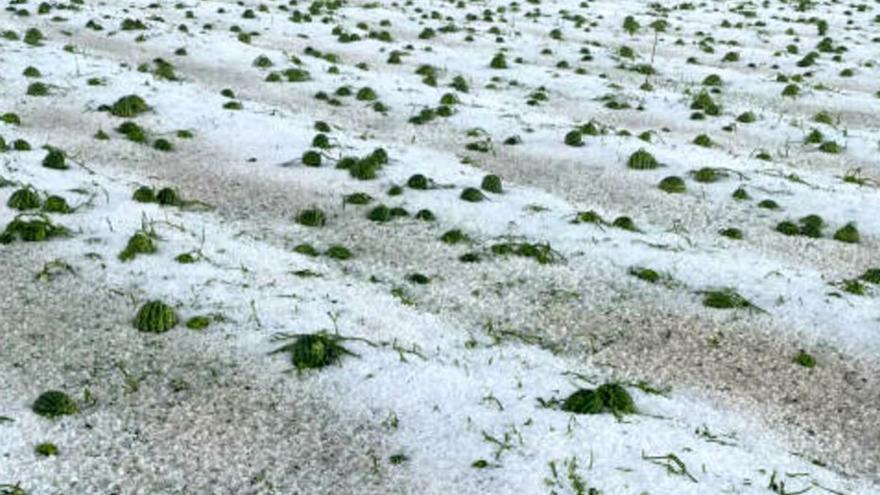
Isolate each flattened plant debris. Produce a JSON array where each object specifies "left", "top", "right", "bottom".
[
  {"left": 0, "top": 214, "right": 68, "bottom": 244},
  {"left": 559, "top": 383, "right": 636, "bottom": 417},
  {"left": 794, "top": 349, "right": 816, "bottom": 368},
  {"left": 641, "top": 452, "right": 698, "bottom": 483},
  {"left": 628, "top": 266, "right": 661, "bottom": 283},
  {"left": 699, "top": 288, "right": 762, "bottom": 311},
  {"left": 0, "top": 484, "right": 26, "bottom": 495},
  {"left": 489, "top": 241, "right": 562, "bottom": 264},
  {"left": 572, "top": 210, "right": 605, "bottom": 225}
]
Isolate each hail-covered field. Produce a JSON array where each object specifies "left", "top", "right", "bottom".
[{"left": 1, "top": 0, "right": 879, "bottom": 493}]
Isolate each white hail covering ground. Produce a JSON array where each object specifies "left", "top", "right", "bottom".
[{"left": 0, "top": 0, "right": 879, "bottom": 494}]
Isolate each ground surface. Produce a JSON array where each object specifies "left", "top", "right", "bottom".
[{"left": 1, "top": 0, "right": 879, "bottom": 494}]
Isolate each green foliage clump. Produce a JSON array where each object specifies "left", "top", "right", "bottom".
[
  {"left": 134, "top": 300, "right": 178, "bottom": 333},
  {"left": 406, "top": 174, "right": 430, "bottom": 190},
  {"left": 253, "top": 54, "right": 273, "bottom": 68},
  {"left": 611, "top": 216, "right": 637, "bottom": 231},
  {"left": 564, "top": 130, "right": 583, "bottom": 147},
  {"left": 32, "top": 390, "right": 77, "bottom": 418},
  {"left": 175, "top": 252, "right": 197, "bottom": 264},
  {"left": 153, "top": 139, "right": 173, "bottom": 152},
  {"left": 451, "top": 75, "right": 469, "bottom": 93},
  {"left": 732, "top": 187, "right": 750, "bottom": 200},
  {"left": 407, "top": 107, "right": 437, "bottom": 125},
  {"left": 406, "top": 273, "right": 430, "bottom": 285},
  {"left": 719, "top": 227, "right": 743, "bottom": 240},
  {"left": 805, "top": 129, "right": 824, "bottom": 144},
  {"left": 302, "top": 150, "right": 322, "bottom": 167},
  {"left": 658, "top": 176, "right": 685, "bottom": 193},
  {"left": 841, "top": 279, "right": 866, "bottom": 296},
  {"left": 338, "top": 149, "right": 388, "bottom": 180},
  {"left": 343, "top": 192, "right": 372, "bottom": 205},
  {"left": 156, "top": 187, "right": 182, "bottom": 206},
  {"left": 481, "top": 174, "right": 502, "bottom": 194},
  {"left": 389, "top": 206, "right": 409, "bottom": 218},
  {"left": 1, "top": 113, "right": 21, "bottom": 125},
  {"left": 490, "top": 242, "right": 561, "bottom": 264},
  {"left": 356, "top": 87, "right": 377, "bottom": 101},
  {"left": 35, "top": 442, "right": 58, "bottom": 456},
  {"left": 132, "top": 186, "right": 157, "bottom": 203},
  {"left": 0, "top": 215, "right": 67, "bottom": 244},
  {"left": 693, "top": 134, "right": 713, "bottom": 147},
  {"left": 690, "top": 91, "right": 721, "bottom": 116},
  {"left": 813, "top": 111, "right": 834, "bottom": 125},
  {"left": 0, "top": 483, "right": 26, "bottom": 495},
  {"left": 24, "top": 28, "right": 45, "bottom": 46},
  {"left": 42, "top": 149, "right": 67, "bottom": 170},
  {"left": 367, "top": 204, "right": 392, "bottom": 222},
  {"left": 296, "top": 208, "right": 327, "bottom": 227},
  {"left": 270, "top": 333, "right": 354, "bottom": 371},
  {"left": 294, "top": 244, "right": 319, "bottom": 256},
  {"left": 627, "top": 149, "right": 658, "bottom": 169},
  {"left": 441, "top": 229, "right": 469, "bottom": 245},
  {"left": 737, "top": 111, "right": 756, "bottom": 123},
  {"left": 758, "top": 199, "right": 779, "bottom": 209},
  {"left": 120, "top": 18, "right": 146, "bottom": 30},
  {"left": 325, "top": 245, "right": 352, "bottom": 260},
  {"left": 459, "top": 252, "right": 481, "bottom": 263},
  {"left": 415, "top": 209, "right": 435, "bottom": 221},
  {"left": 629, "top": 267, "right": 660, "bottom": 283},
  {"left": 798, "top": 214, "right": 824, "bottom": 238},
  {"left": 572, "top": 210, "right": 604, "bottom": 225},
  {"left": 460, "top": 187, "right": 486, "bottom": 202},
  {"left": 561, "top": 383, "right": 636, "bottom": 416},
  {"left": 561, "top": 389, "right": 603, "bottom": 414},
  {"left": 119, "top": 231, "right": 157, "bottom": 261},
  {"left": 186, "top": 316, "right": 211, "bottom": 331},
  {"left": 581, "top": 122, "right": 606, "bottom": 138},
  {"left": 701, "top": 289, "right": 753, "bottom": 310},
  {"left": 117, "top": 121, "right": 147, "bottom": 143},
  {"left": 26, "top": 82, "right": 49, "bottom": 96},
  {"left": 833, "top": 223, "right": 859, "bottom": 244},
  {"left": 782, "top": 84, "right": 799, "bottom": 97},
  {"left": 819, "top": 141, "right": 841, "bottom": 154},
  {"left": 151, "top": 59, "right": 177, "bottom": 80},
  {"left": 702, "top": 74, "right": 723, "bottom": 86},
  {"left": 7, "top": 187, "right": 41, "bottom": 210},
  {"left": 793, "top": 350, "right": 816, "bottom": 368},
  {"left": 489, "top": 52, "right": 507, "bottom": 69},
  {"left": 42, "top": 196, "right": 71, "bottom": 214},
  {"left": 311, "top": 133, "right": 331, "bottom": 149},
  {"left": 861, "top": 269, "right": 880, "bottom": 285},
  {"left": 283, "top": 68, "right": 311, "bottom": 82},
  {"left": 776, "top": 221, "right": 799, "bottom": 236},
  {"left": 109, "top": 95, "right": 150, "bottom": 117},
  {"left": 691, "top": 167, "right": 724, "bottom": 183}
]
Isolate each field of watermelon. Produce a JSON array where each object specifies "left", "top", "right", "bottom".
[{"left": 1, "top": 0, "right": 879, "bottom": 493}]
